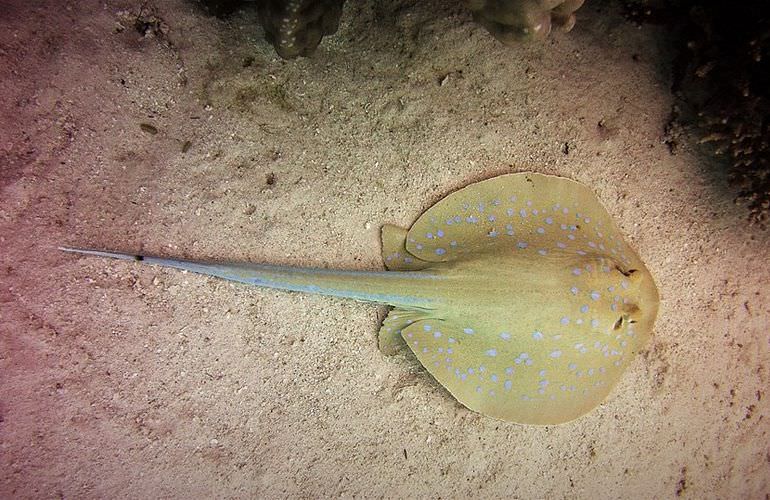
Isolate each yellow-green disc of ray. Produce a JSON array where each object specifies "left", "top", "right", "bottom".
[
  {"left": 395, "top": 172, "right": 659, "bottom": 424},
  {"left": 404, "top": 172, "right": 645, "bottom": 273}
]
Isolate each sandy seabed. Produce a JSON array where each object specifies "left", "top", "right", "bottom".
[{"left": 1, "top": 0, "right": 768, "bottom": 498}]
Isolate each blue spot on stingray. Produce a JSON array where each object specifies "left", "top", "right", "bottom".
[
  {"left": 423, "top": 324, "right": 432, "bottom": 331},
  {"left": 435, "top": 248, "right": 446, "bottom": 255},
  {"left": 463, "top": 328, "right": 474, "bottom": 335},
  {"left": 545, "top": 217, "right": 554, "bottom": 224},
  {"left": 591, "top": 291, "right": 601, "bottom": 301},
  {"left": 580, "top": 304, "right": 589, "bottom": 313},
  {"left": 436, "top": 229, "right": 444, "bottom": 237},
  {"left": 550, "top": 350, "right": 562, "bottom": 358},
  {"left": 532, "top": 331, "right": 544, "bottom": 340},
  {"left": 486, "top": 349, "right": 497, "bottom": 357}
]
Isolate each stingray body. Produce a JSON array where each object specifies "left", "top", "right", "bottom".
[{"left": 61, "top": 172, "right": 659, "bottom": 424}]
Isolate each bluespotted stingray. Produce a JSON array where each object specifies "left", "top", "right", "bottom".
[{"left": 61, "top": 172, "right": 659, "bottom": 424}]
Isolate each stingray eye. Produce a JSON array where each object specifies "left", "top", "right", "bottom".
[
  {"left": 613, "top": 316, "right": 624, "bottom": 330},
  {"left": 615, "top": 266, "right": 637, "bottom": 277}
]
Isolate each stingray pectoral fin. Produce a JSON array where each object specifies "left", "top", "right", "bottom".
[
  {"left": 381, "top": 224, "right": 431, "bottom": 271},
  {"left": 401, "top": 318, "right": 636, "bottom": 425},
  {"left": 403, "top": 173, "right": 644, "bottom": 271}
]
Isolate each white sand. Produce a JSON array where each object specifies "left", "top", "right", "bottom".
[{"left": 1, "top": 0, "right": 768, "bottom": 497}]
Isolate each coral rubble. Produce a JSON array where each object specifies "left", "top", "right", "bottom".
[
  {"left": 463, "top": 0, "right": 585, "bottom": 43},
  {"left": 256, "top": 0, "right": 344, "bottom": 59},
  {"left": 677, "top": 3, "right": 770, "bottom": 224}
]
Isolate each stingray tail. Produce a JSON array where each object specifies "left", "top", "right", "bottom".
[{"left": 59, "top": 247, "right": 439, "bottom": 310}]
